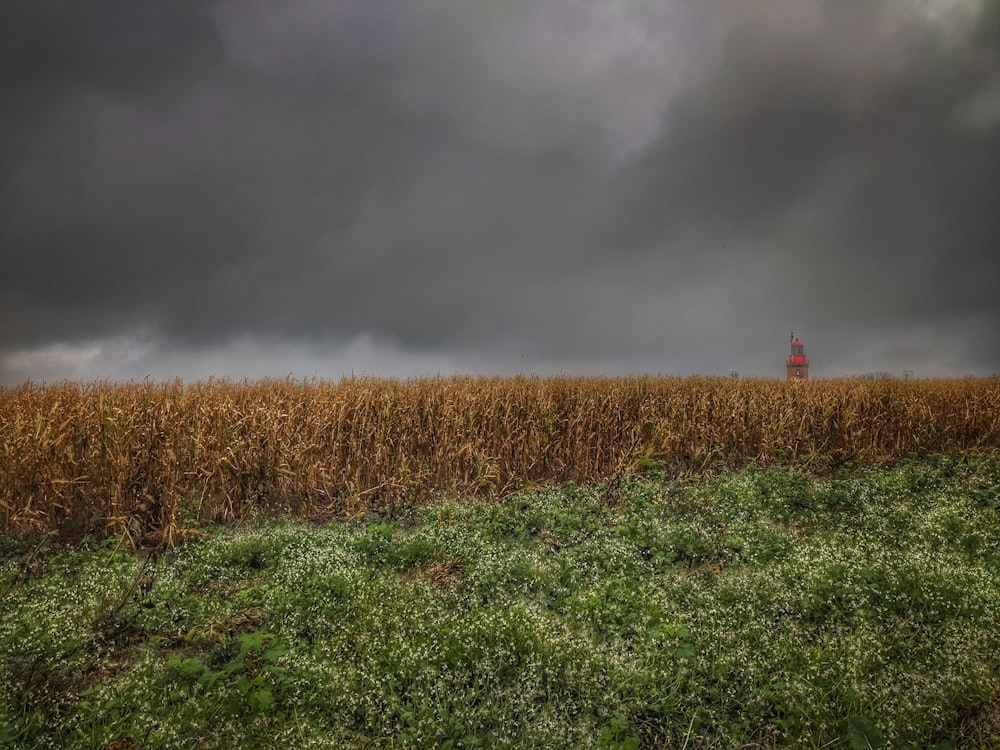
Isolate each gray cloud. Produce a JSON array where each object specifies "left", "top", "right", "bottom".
[{"left": 2, "top": 0, "right": 998, "bottom": 384}]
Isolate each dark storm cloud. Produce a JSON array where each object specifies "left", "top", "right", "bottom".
[{"left": 2, "top": 0, "right": 999, "bottom": 383}]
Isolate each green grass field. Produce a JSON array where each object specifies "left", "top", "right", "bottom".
[{"left": 2, "top": 453, "right": 999, "bottom": 748}]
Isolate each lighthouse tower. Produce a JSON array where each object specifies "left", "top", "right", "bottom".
[{"left": 786, "top": 332, "right": 809, "bottom": 380}]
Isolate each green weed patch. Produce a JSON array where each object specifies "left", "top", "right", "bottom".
[{"left": 2, "top": 454, "right": 999, "bottom": 748}]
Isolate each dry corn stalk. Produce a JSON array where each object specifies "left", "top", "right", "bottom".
[{"left": 2, "top": 375, "right": 998, "bottom": 544}]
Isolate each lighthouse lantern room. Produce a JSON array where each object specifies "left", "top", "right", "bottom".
[{"left": 786, "top": 332, "right": 809, "bottom": 381}]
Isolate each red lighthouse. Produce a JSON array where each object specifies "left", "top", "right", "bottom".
[{"left": 786, "top": 332, "right": 809, "bottom": 380}]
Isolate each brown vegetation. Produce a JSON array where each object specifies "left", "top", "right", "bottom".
[{"left": 2, "top": 375, "right": 998, "bottom": 545}]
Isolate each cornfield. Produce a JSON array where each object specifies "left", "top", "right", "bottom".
[{"left": 2, "top": 375, "right": 998, "bottom": 545}]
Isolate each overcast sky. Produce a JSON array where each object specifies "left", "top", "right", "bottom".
[{"left": 2, "top": 0, "right": 998, "bottom": 385}]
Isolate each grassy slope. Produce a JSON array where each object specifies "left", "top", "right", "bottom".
[{"left": 2, "top": 453, "right": 999, "bottom": 749}]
